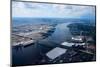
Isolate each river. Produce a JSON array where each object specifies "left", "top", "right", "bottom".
[{"left": 12, "top": 22, "right": 73, "bottom": 66}]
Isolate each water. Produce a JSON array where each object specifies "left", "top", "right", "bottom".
[
  {"left": 12, "top": 18, "right": 91, "bottom": 27},
  {"left": 12, "top": 18, "right": 94, "bottom": 66},
  {"left": 12, "top": 22, "right": 72, "bottom": 65},
  {"left": 42, "top": 23, "right": 72, "bottom": 44}
]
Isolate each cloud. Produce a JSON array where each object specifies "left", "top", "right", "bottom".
[{"left": 12, "top": 1, "right": 95, "bottom": 19}]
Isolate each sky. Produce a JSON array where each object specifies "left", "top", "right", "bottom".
[{"left": 12, "top": 1, "right": 95, "bottom": 19}]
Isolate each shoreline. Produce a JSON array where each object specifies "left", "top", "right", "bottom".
[{"left": 12, "top": 24, "right": 56, "bottom": 47}]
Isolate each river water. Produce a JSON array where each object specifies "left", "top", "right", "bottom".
[
  {"left": 12, "top": 22, "right": 73, "bottom": 66},
  {"left": 43, "top": 23, "right": 72, "bottom": 44}
]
